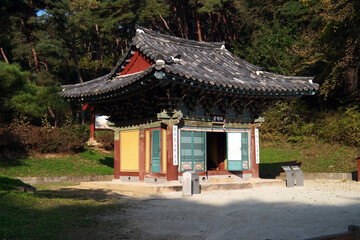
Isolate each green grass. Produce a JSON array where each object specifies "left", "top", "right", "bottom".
[
  {"left": 0, "top": 149, "right": 114, "bottom": 178},
  {"left": 260, "top": 138, "right": 360, "bottom": 177},
  {"left": 0, "top": 178, "right": 126, "bottom": 239},
  {"left": 1, "top": 138, "right": 358, "bottom": 179}
]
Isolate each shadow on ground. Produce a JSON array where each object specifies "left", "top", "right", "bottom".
[
  {"left": 0, "top": 151, "right": 29, "bottom": 168},
  {"left": 2, "top": 182, "right": 360, "bottom": 240},
  {"left": 352, "top": 171, "right": 358, "bottom": 181},
  {"left": 36, "top": 187, "right": 118, "bottom": 202},
  {"left": 260, "top": 161, "right": 301, "bottom": 179},
  {"left": 99, "top": 156, "right": 114, "bottom": 168}
]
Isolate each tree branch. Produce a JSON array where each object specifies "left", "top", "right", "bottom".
[
  {"left": 0, "top": 47, "right": 9, "bottom": 64},
  {"left": 159, "top": 15, "right": 173, "bottom": 35}
]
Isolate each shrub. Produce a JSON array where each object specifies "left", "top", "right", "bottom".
[
  {"left": 316, "top": 107, "right": 360, "bottom": 146},
  {"left": 261, "top": 101, "right": 360, "bottom": 147},
  {"left": 0, "top": 117, "right": 90, "bottom": 156},
  {"left": 0, "top": 127, "right": 27, "bottom": 161},
  {"left": 95, "top": 131, "right": 114, "bottom": 150}
]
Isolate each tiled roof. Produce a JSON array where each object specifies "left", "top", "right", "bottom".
[
  {"left": 60, "top": 67, "right": 155, "bottom": 99},
  {"left": 60, "top": 27, "right": 319, "bottom": 99}
]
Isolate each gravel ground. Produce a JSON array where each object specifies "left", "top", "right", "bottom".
[{"left": 108, "top": 179, "right": 360, "bottom": 240}]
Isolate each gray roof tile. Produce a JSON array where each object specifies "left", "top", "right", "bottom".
[{"left": 60, "top": 27, "right": 319, "bottom": 99}]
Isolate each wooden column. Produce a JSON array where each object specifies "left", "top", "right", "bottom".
[
  {"left": 114, "top": 129, "right": 120, "bottom": 179},
  {"left": 251, "top": 123, "right": 259, "bottom": 178},
  {"left": 167, "top": 125, "right": 178, "bottom": 181},
  {"left": 357, "top": 157, "right": 360, "bottom": 182},
  {"left": 139, "top": 129, "right": 145, "bottom": 182},
  {"left": 89, "top": 110, "right": 95, "bottom": 141}
]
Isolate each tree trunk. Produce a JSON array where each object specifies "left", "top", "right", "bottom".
[
  {"left": 31, "top": 44, "right": 39, "bottom": 73},
  {"left": 159, "top": 15, "right": 172, "bottom": 35},
  {"left": 47, "top": 106, "right": 58, "bottom": 128},
  {"left": 69, "top": 12, "right": 82, "bottom": 83},
  {"left": 114, "top": 37, "right": 120, "bottom": 66},
  {"left": 72, "top": 33, "right": 82, "bottom": 83},
  {"left": 0, "top": 48, "right": 9, "bottom": 64},
  {"left": 28, "top": 56, "right": 32, "bottom": 69},
  {"left": 81, "top": 107, "right": 85, "bottom": 125},
  {"left": 217, "top": 13, "right": 222, "bottom": 42},
  {"left": 69, "top": 11, "right": 84, "bottom": 124},
  {"left": 64, "top": 59, "right": 70, "bottom": 84},
  {"left": 173, "top": 6, "right": 185, "bottom": 38},
  {"left": 180, "top": 4, "right": 189, "bottom": 39},
  {"left": 209, "top": 13, "right": 214, "bottom": 41},
  {"left": 95, "top": 24, "right": 103, "bottom": 76},
  {"left": 195, "top": 7, "right": 202, "bottom": 41}
]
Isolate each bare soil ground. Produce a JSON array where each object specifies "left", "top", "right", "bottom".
[{"left": 63, "top": 179, "right": 360, "bottom": 240}]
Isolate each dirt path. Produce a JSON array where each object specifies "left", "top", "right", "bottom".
[{"left": 93, "top": 179, "right": 360, "bottom": 240}]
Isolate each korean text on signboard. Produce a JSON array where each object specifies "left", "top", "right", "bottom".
[
  {"left": 172, "top": 125, "right": 178, "bottom": 165},
  {"left": 255, "top": 128, "right": 260, "bottom": 164},
  {"left": 212, "top": 114, "right": 225, "bottom": 124}
]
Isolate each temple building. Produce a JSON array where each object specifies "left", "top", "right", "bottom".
[{"left": 60, "top": 27, "right": 319, "bottom": 182}]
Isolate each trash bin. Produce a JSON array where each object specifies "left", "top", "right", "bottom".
[
  {"left": 281, "top": 166, "right": 295, "bottom": 188},
  {"left": 183, "top": 171, "right": 192, "bottom": 196},
  {"left": 192, "top": 171, "right": 200, "bottom": 194},
  {"left": 182, "top": 170, "right": 200, "bottom": 196}
]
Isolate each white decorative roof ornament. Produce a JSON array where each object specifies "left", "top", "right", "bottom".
[
  {"left": 172, "top": 56, "right": 181, "bottom": 63},
  {"left": 136, "top": 29, "right": 145, "bottom": 34},
  {"left": 221, "top": 44, "right": 225, "bottom": 50},
  {"left": 156, "top": 59, "right": 165, "bottom": 65}
]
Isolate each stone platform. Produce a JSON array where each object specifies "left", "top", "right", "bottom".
[{"left": 79, "top": 178, "right": 285, "bottom": 195}]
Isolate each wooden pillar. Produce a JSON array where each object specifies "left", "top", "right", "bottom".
[
  {"left": 139, "top": 129, "right": 145, "bottom": 182},
  {"left": 114, "top": 129, "right": 120, "bottom": 179},
  {"left": 89, "top": 110, "right": 95, "bottom": 141},
  {"left": 251, "top": 123, "right": 259, "bottom": 178},
  {"left": 167, "top": 125, "right": 178, "bottom": 181},
  {"left": 357, "top": 157, "right": 360, "bottom": 182}
]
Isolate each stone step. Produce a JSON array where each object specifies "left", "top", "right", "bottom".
[
  {"left": 209, "top": 177, "right": 235, "bottom": 183},
  {"left": 79, "top": 179, "right": 285, "bottom": 194}
]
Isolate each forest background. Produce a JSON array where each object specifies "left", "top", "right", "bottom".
[{"left": 1, "top": 0, "right": 360, "bottom": 155}]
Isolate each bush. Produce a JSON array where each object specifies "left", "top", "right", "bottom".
[
  {"left": 316, "top": 107, "right": 360, "bottom": 146},
  {"left": 95, "top": 131, "right": 114, "bottom": 150},
  {"left": 0, "top": 117, "right": 90, "bottom": 158},
  {"left": 260, "top": 101, "right": 313, "bottom": 142},
  {"left": 0, "top": 127, "right": 27, "bottom": 161},
  {"left": 261, "top": 101, "right": 360, "bottom": 147}
]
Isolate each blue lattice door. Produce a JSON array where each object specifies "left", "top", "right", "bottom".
[
  {"left": 151, "top": 130, "right": 161, "bottom": 173},
  {"left": 180, "top": 131, "right": 206, "bottom": 172}
]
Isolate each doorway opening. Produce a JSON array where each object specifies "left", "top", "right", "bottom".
[{"left": 206, "top": 132, "right": 226, "bottom": 171}]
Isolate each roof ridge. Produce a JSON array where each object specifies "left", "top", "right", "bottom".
[
  {"left": 135, "top": 26, "right": 225, "bottom": 49},
  {"left": 259, "top": 70, "right": 316, "bottom": 82},
  {"left": 107, "top": 47, "right": 132, "bottom": 80},
  {"left": 60, "top": 74, "right": 108, "bottom": 90},
  {"left": 112, "top": 66, "right": 155, "bottom": 79}
]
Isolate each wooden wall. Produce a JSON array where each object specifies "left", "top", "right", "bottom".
[{"left": 120, "top": 130, "right": 140, "bottom": 172}]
